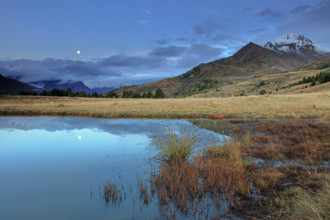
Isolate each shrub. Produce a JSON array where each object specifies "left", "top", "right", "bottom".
[
  {"left": 91, "top": 92, "right": 99, "bottom": 98},
  {"left": 77, "top": 91, "right": 87, "bottom": 97},
  {"left": 311, "top": 80, "right": 316, "bottom": 86},
  {"left": 317, "top": 71, "right": 330, "bottom": 83},
  {"left": 154, "top": 88, "right": 166, "bottom": 98},
  {"left": 259, "top": 90, "right": 267, "bottom": 95},
  {"left": 106, "top": 91, "right": 118, "bottom": 98},
  {"left": 258, "top": 81, "right": 267, "bottom": 87}
]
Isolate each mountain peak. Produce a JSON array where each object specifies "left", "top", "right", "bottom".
[
  {"left": 246, "top": 42, "right": 258, "bottom": 46},
  {"left": 264, "top": 33, "right": 326, "bottom": 54},
  {"left": 230, "top": 42, "right": 268, "bottom": 62}
]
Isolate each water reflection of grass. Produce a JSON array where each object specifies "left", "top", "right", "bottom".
[
  {"left": 102, "top": 119, "right": 330, "bottom": 219},
  {"left": 103, "top": 182, "right": 124, "bottom": 204}
]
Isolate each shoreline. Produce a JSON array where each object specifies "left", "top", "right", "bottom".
[{"left": 0, "top": 110, "right": 324, "bottom": 120}]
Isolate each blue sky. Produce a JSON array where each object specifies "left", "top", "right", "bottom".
[{"left": 0, "top": 0, "right": 329, "bottom": 88}]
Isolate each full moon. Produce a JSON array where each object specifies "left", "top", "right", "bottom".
[{"left": 77, "top": 50, "right": 80, "bottom": 54}]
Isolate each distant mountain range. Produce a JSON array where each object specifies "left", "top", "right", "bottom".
[
  {"left": 115, "top": 33, "right": 330, "bottom": 97},
  {"left": 0, "top": 77, "right": 115, "bottom": 95},
  {"left": 30, "top": 80, "right": 115, "bottom": 94}
]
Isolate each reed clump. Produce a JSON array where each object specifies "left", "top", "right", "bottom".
[
  {"left": 199, "top": 137, "right": 251, "bottom": 196},
  {"left": 150, "top": 132, "right": 253, "bottom": 215},
  {"left": 153, "top": 124, "right": 200, "bottom": 163}
]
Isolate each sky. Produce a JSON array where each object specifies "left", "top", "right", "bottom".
[{"left": 0, "top": 0, "right": 329, "bottom": 88}]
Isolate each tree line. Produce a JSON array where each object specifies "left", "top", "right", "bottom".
[
  {"left": 122, "top": 88, "right": 165, "bottom": 98},
  {"left": 18, "top": 88, "right": 166, "bottom": 98},
  {"left": 296, "top": 71, "right": 330, "bottom": 86}
]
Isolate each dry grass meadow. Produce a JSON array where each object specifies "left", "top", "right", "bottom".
[{"left": 1, "top": 91, "right": 330, "bottom": 119}]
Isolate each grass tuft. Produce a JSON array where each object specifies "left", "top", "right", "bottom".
[
  {"left": 290, "top": 183, "right": 330, "bottom": 220},
  {"left": 153, "top": 124, "right": 200, "bottom": 163}
]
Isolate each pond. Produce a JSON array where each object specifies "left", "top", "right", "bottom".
[{"left": 0, "top": 117, "right": 230, "bottom": 219}]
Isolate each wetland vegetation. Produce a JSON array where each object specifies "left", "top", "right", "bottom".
[
  {"left": 0, "top": 113, "right": 329, "bottom": 219},
  {"left": 102, "top": 118, "right": 329, "bottom": 219}
]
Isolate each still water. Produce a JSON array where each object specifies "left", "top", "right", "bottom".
[{"left": 0, "top": 117, "right": 229, "bottom": 219}]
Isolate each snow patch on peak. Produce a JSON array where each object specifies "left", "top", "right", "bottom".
[
  {"left": 275, "top": 33, "right": 311, "bottom": 44},
  {"left": 264, "top": 33, "right": 326, "bottom": 54}
]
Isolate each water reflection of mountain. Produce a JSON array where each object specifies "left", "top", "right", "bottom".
[
  {"left": 0, "top": 117, "right": 228, "bottom": 145},
  {"left": 189, "top": 119, "right": 233, "bottom": 135}
]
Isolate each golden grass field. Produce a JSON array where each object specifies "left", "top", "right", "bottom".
[{"left": 1, "top": 91, "right": 330, "bottom": 119}]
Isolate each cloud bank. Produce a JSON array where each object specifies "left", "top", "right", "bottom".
[
  {"left": 1, "top": 1, "right": 329, "bottom": 89},
  {"left": 0, "top": 43, "right": 224, "bottom": 88}
]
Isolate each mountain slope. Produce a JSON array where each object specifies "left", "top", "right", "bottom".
[
  {"left": 115, "top": 41, "right": 329, "bottom": 97},
  {"left": 0, "top": 74, "right": 41, "bottom": 94},
  {"left": 191, "top": 59, "right": 330, "bottom": 98}
]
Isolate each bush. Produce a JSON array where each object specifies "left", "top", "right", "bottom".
[
  {"left": 76, "top": 91, "right": 86, "bottom": 97},
  {"left": 259, "top": 90, "right": 267, "bottom": 95},
  {"left": 106, "top": 91, "right": 118, "bottom": 98},
  {"left": 154, "top": 88, "right": 166, "bottom": 98},
  {"left": 257, "top": 81, "right": 268, "bottom": 87},
  {"left": 91, "top": 92, "right": 99, "bottom": 98},
  {"left": 310, "top": 80, "right": 316, "bottom": 87}
]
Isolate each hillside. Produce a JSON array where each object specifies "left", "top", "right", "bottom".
[
  {"left": 191, "top": 62, "right": 330, "bottom": 98},
  {"left": 115, "top": 40, "right": 329, "bottom": 97},
  {"left": 0, "top": 74, "right": 41, "bottom": 94}
]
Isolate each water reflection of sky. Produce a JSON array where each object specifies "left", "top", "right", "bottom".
[
  {"left": 0, "top": 116, "right": 229, "bottom": 145},
  {"left": 0, "top": 117, "right": 229, "bottom": 219}
]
